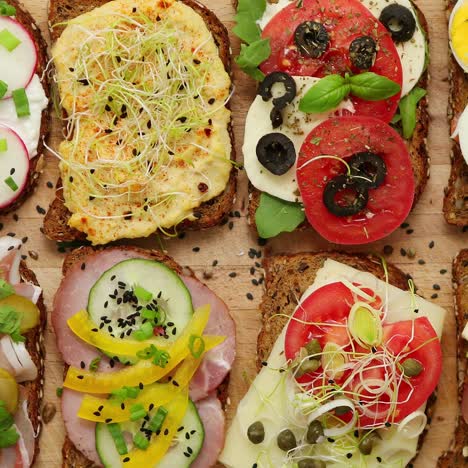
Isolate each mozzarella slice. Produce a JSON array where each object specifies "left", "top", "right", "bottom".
[
  {"left": 243, "top": 76, "right": 355, "bottom": 202},
  {"left": 451, "top": 103, "right": 468, "bottom": 165},
  {"left": 219, "top": 260, "right": 446, "bottom": 468}
]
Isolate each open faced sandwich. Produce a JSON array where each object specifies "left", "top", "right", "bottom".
[
  {"left": 52, "top": 245, "right": 235, "bottom": 466},
  {"left": 0, "top": 0, "right": 49, "bottom": 215},
  {"left": 44, "top": 0, "right": 235, "bottom": 245},
  {"left": 0, "top": 236, "right": 46, "bottom": 466},
  {"left": 220, "top": 252, "right": 445, "bottom": 467},
  {"left": 445, "top": 0, "right": 468, "bottom": 226},
  {"left": 235, "top": 0, "right": 429, "bottom": 244}
]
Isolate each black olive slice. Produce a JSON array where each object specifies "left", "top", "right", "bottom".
[
  {"left": 294, "top": 21, "right": 329, "bottom": 59},
  {"left": 258, "top": 72, "right": 297, "bottom": 110},
  {"left": 323, "top": 175, "right": 369, "bottom": 217},
  {"left": 270, "top": 107, "right": 283, "bottom": 129},
  {"left": 256, "top": 133, "right": 296, "bottom": 176},
  {"left": 349, "top": 36, "right": 378, "bottom": 70},
  {"left": 349, "top": 151, "right": 387, "bottom": 189},
  {"left": 379, "top": 4, "right": 416, "bottom": 42}
]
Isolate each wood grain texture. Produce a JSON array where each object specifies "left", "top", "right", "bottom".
[{"left": 0, "top": 0, "right": 465, "bottom": 466}]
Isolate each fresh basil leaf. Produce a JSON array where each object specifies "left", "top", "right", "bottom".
[
  {"left": 390, "top": 112, "right": 402, "bottom": 124},
  {"left": 349, "top": 72, "right": 401, "bottom": 101},
  {"left": 236, "top": 0, "right": 266, "bottom": 20},
  {"left": 398, "top": 87, "right": 426, "bottom": 139},
  {"left": 255, "top": 193, "right": 305, "bottom": 238},
  {"left": 235, "top": 39, "right": 270, "bottom": 81},
  {"left": 299, "top": 75, "right": 350, "bottom": 113},
  {"left": 0, "top": 426, "right": 19, "bottom": 448},
  {"left": 233, "top": 13, "right": 261, "bottom": 44},
  {"left": 0, "top": 280, "right": 14, "bottom": 300}
]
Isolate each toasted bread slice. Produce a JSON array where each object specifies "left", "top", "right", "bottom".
[
  {"left": 248, "top": 1, "right": 430, "bottom": 235},
  {"left": 58, "top": 245, "right": 230, "bottom": 467},
  {"left": 258, "top": 251, "right": 437, "bottom": 463},
  {"left": 43, "top": 0, "right": 236, "bottom": 244},
  {"left": 0, "top": 0, "right": 50, "bottom": 216},
  {"left": 437, "top": 250, "right": 468, "bottom": 466},
  {"left": 444, "top": 0, "right": 468, "bottom": 226}
]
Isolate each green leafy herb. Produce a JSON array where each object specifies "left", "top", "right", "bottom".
[
  {"left": 133, "top": 284, "right": 153, "bottom": 303},
  {"left": 255, "top": 193, "right": 305, "bottom": 239},
  {"left": 0, "top": 401, "right": 18, "bottom": 449},
  {"left": 188, "top": 335, "right": 205, "bottom": 359},
  {"left": 398, "top": 87, "right": 426, "bottom": 139},
  {"left": 235, "top": 39, "right": 270, "bottom": 81},
  {"left": 0, "top": 80, "right": 7, "bottom": 99},
  {"left": 0, "top": 280, "right": 14, "bottom": 300},
  {"left": 390, "top": 112, "right": 402, "bottom": 124},
  {"left": 300, "top": 72, "right": 401, "bottom": 114},
  {"left": 233, "top": 0, "right": 266, "bottom": 44},
  {"left": 0, "top": 1, "right": 15, "bottom": 16},
  {"left": 136, "top": 344, "right": 170, "bottom": 368},
  {"left": 0, "top": 402, "right": 13, "bottom": 432},
  {"left": 89, "top": 357, "right": 101, "bottom": 372},
  {"left": 0, "top": 306, "right": 24, "bottom": 342},
  {"left": 56, "top": 387, "right": 63, "bottom": 397}
]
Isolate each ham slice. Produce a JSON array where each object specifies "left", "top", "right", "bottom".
[
  {"left": 192, "top": 395, "right": 226, "bottom": 468},
  {"left": 13, "top": 283, "right": 41, "bottom": 305},
  {"left": 0, "top": 237, "right": 22, "bottom": 284}
]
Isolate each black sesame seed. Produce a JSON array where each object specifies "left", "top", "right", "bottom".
[
  {"left": 383, "top": 245, "right": 393, "bottom": 255},
  {"left": 177, "top": 426, "right": 185, "bottom": 432},
  {"left": 433, "top": 284, "right": 441, "bottom": 290},
  {"left": 187, "top": 447, "right": 193, "bottom": 454},
  {"left": 192, "top": 247, "right": 200, "bottom": 252},
  {"left": 77, "top": 375, "right": 84, "bottom": 380},
  {"left": 377, "top": 457, "right": 382, "bottom": 463},
  {"left": 228, "top": 272, "right": 236, "bottom": 278},
  {"left": 431, "top": 293, "right": 438, "bottom": 299},
  {"left": 400, "top": 248, "right": 407, "bottom": 257},
  {"left": 406, "top": 229, "right": 414, "bottom": 234},
  {"left": 164, "top": 428, "right": 169, "bottom": 436},
  {"left": 139, "top": 382, "right": 144, "bottom": 390},
  {"left": 401, "top": 222, "right": 410, "bottom": 229},
  {"left": 385, "top": 422, "right": 391, "bottom": 427},
  {"left": 208, "top": 98, "right": 215, "bottom": 105},
  {"left": 185, "top": 432, "right": 190, "bottom": 440},
  {"left": 246, "top": 293, "right": 253, "bottom": 301},
  {"left": 47, "top": 181, "right": 53, "bottom": 188},
  {"left": 81, "top": 263, "right": 86, "bottom": 270},
  {"left": 418, "top": 259, "right": 426, "bottom": 265},
  {"left": 429, "top": 241, "right": 435, "bottom": 249},
  {"left": 123, "top": 457, "right": 130, "bottom": 463},
  {"left": 36, "top": 205, "right": 46, "bottom": 215},
  {"left": 93, "top": 411, "right": 101, "bottom": 416},
  {"left": 105, "top": 418, "right": 112, "bottom": 423},
  {"left": 80, "top": 361, "right": 85, "bottom": 369},
  {"left": 346, "top": 453, "right": 352, "bottom": 459},
  {"left": 440, "top": 269, "right": 447, "bottom": 274},
  {"left": 327, "top": 437, "right": 335, "bottom": 443}
]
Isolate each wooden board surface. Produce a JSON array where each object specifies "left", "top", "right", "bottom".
[{"left": 1, "top": 0, "right": 466, "bottom": 466}]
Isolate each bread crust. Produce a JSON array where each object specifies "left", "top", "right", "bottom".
[
  {"left": 258, "top": 251, "right": 437, "bottom": 464},
  {"left": 247, "top": 1, "right": 430, "bottom": 235},
  {"left": 0, "top": 0, "right": 50, "bottom": 215},
  {"left": 43, "top": 0, "right": 236, "bottom": 244}
]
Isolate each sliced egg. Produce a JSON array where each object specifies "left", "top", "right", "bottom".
[
  {"left": 452, "top": 104, "right": 468, "bottom": 165},
  {"left": 243, "top": 76, "right": 355, "bottom": 203},
  {"left": 449, "top": 0, "right": 468, "bottom": 72}
]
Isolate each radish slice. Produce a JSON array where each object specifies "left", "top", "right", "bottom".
[
  {"left": 0, "top": 336, "right": 37, "bottom": 382},
  {"left": 0, "top": 236, "right": 22, "bottom": 284},
  {"left": 0, "top": 125, "right": 29, "bottom": 209},
  {"left": 0, "top": 17, "right": 37, "bottom": 99}
]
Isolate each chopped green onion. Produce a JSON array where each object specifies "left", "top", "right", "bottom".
[
  {"left": 133, "top": 285, "right": 153, "bottom": 303},
  {"left": 0, "top": 280, "right": 14, "bottom": 299},
  {"left": 133, "top": 432, "right": 150, "bottom": 450},
  {"left": 89, "top": 357, "right": 101, "bottom": 372},
  {"left": 56, "top": 387, "right": 63, "bottom": 397},
  {"left": 152, "top": 348, "right": 170, "bottom": 368},
  {"left": 12, "top": 88, "right": 30, "bottom": 117},
  {"left": 148, "top": 406, "right": 168, "bottom": 432},
  {"left": 133, "top": 321, "right": 153, "bottom": 341},
  {"left": 129, "top": 403, "right": 147, "bottom": 422},
  {"left": 0, "top": 28, "right": 20, "bottom": 51},
  {"left": 0, "top": 80, "right": 7, "bottom": 99},
  {"left": 4, "top": 176, "right": 17, "bottom": 192},
  {"left": 0, "top": 139, "right": 7, "bottom": 152},
  {"left": 107, "top": 423, "right": 128, "bottom": 455},
  {"left": 126, "top": 386, "right": 140, "bottom": 399},
  {"left": 0, "top": 2, "right": 16, "bottom": 16},
  {"left": 141, "top": 308, "right": 157, "bottom": 320},
  {"left": 110, "top": 385, "right": 140, "bottom": 401},
  {"left": 189, "top": 334, "right": 205, "bottom": 359}
]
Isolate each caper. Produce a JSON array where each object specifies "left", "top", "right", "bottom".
[
  {"left": 402, "top": 358, "right": 423, "bottom": 377},
  {"left": 358, "top": 432, "right": 380, "bottom": 455},
  {"left": 305, "top": 338, "right": 322, "bottom": 357},
  {"left": 247, "top": 421, "right": 265, "bottom": 444},
  {"left": 296, "top": 357, "right": 321, "bottom": 377},
  {"left": 306, "top": 420, "right": 324, "bottom": 444},
  {"left": 277, "top": 429, "right": 297, "bottom": 451},
  {"left": 298, "top": 460, "right": 326, "bottom": 468}
]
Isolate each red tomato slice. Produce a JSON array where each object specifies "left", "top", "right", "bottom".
[
  {"left": 260, "top": 0, "right": 403, "bottom": 122},
  {"left": 296, "top": 116, "right": 415, "bottom": 245}
]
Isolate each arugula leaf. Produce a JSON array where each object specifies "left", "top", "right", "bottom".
[
  {"left": 255, "top": 193, "right": 305, "bottom": 238},
  {"left": 0, "top": 280, "right": 14, "bottom": 300},
  {"left": 0, "top": 306, "right": 24, "bottom": 342},
  {"left": 235, "top": 40, "right": 270, "bottom": 81},
  {"left": 299, "top": 75, "right": 350, "bottom": 113},
  {"left": 349, "top": 72, "right": 401, "bottom": 101},
  {"left": 233, "top": 13, "right": 261, "bottom": 44},
  {"left": 236, "top": 0, "right": 266, "bottom": 20},
  {"left": 398, "top": 87, "right": 426, "bottom": 139}
]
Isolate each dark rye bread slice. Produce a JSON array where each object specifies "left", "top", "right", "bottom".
[
  {"left": 17, "top": 259, "right": 47, "bottom": 465},
  {"left": 59, "top": 245, "right": 230, "bottom": 467},
  {"left": 257, "top": 251, "right": 437, "bottom": 464},
  {"left": 437, "top": 249, "right": 468, "bottom": 466},
  {"left": 248, "top": 1, "right": 430, "bottom": 235},
  {"left": 444, "top": 0, "right": 468, "bottom": 226},
  {"left": 43, "top": 0, "right": 236, "bottom": 244},
  {"left": 0, "top": 0, "right": 50, "bottom": 216}
]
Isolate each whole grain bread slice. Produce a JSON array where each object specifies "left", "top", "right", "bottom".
[
  {"left": 43, "top": 0, "right": 236, "bottom": 244},
  {"left": 258, "top": 251, "right": 437, "bottom": 464},
  {"left": 0, "top": 0, "right": 50, "bottom": 216},
  {"left": 437, "top": 249, "right": 468, "bottom": 466},
  {"left": 444, "top": 0, "right": 468, "bottom": 226},
  {"left": 58, "top": 245, "right": 230, "bottom": 467},
  {"left": 248, "top": 1, "right": 430, "bottom": 235}
]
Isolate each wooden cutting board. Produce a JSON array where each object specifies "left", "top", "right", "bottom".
[{"left": 1, "top": 0, "right": 465, "bottom": 466}]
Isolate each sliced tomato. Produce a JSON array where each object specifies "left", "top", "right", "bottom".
[
  {"left": 260, "top": 0, "right": 402, "bottom": 121},
  {"left": 296, "top": 116, "right": 415, "bottom": 245}
]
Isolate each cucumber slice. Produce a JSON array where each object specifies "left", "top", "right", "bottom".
[
  {"left": 96, "top": 400, "right": 205, "bottom": 467},
  {"left": 87, "top": 259, "right": 193, "bottom": 362}
]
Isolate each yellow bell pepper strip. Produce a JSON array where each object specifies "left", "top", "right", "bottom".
[
  {"left": 121, "top": 390, "right": 189, "bottom": 466},
  {"left": 64, "top": 305, "right": 211, "bottom": 393},
  {"left": 77, "top": 335, "right": 225, "bottom": 422}
]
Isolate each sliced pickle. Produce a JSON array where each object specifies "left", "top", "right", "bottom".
[
  {"left": 0, "top": 368, "right": 18, "bottom": 413},
  {"left": 0, "top": 294, "right": 40, "bottom": 332}
]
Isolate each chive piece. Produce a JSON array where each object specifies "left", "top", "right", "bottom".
[
  {"left": 0, "top": 28, "right": 20, "bottom": 51},
  {"left": 4, "top": 176, "right": 17, "bottom": 191},
  {"left": 107, "top": 423, "right": 128, "bottom": 455},
  {"left": 126, "top": 386, "right": 140, "bottom": 399},
  {"left": 133, "top": 285, "right": 153, "bottom": 303},
  {"left": 0, "top": 2, "right": 15, "bottom": 16},
  {"left": 133, "top": 432, "right": 150, "bottom": 450},
  {"left": 89, "top": 357, "right": 101, "bottom": 372},
  {"left": 148, "top": 406, "right": 168, "bottom": 432},
  {"left": 133, "top": 321, "right": 153, "bottom": 341},
  {"left": 12, "top": 88, "right": 30, "bottom": 117},
  {"left": 0, "top": 139, "right": 7, "bottom": 152},
  {"left": 56, "top": 387, "right": 63, "bottom": 397},
  {"left": 129, "top": 403, "right": 146, "bottom": 422},
  {"left": 188, "top": 335, "right": 205, "bottom": 359},
  {"left": 0, "top": 80, "right": 7, "bottom": 99},
  {"left": 141, "top": 308, "right": 157, "bottom": 320}
]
